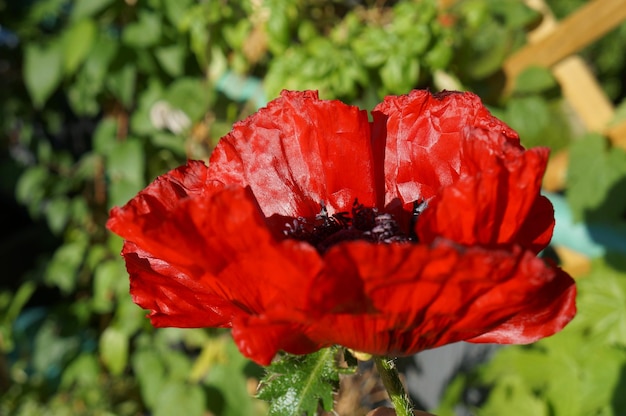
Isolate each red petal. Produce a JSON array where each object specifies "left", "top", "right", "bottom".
[
  {"left": 304, "top": 241, "right": 575, "bottom": 356},
  {"left": 124, "top": 242, "right": 244, "bottom": 327},
  {"left": 417, "top": 142, "right": 552, "bottom": 250},
  {"left": 371, "top": 90, "right": 519, "bottom": 207},
  {"left": 466, "top": 264, "right": 576, "bottom": 345},
  {"left": 207, "top": 90, "right": 377, "bottom": 218},
  {"left": 107, "top": 166, "right": 324, "bottom": 328},
  {"left": 231, "top": 317, "right": 322, "bottom": 366}
]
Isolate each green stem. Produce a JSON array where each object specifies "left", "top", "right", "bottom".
[{"left": 374, "top": 356, "right": 414, "bottom": 416}]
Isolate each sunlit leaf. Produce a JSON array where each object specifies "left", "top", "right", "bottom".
[
  {"left": 567, "top": 133, "right": 626, "bottom": 221},
  {"left": 258, "top": 347, "right": 341, "bottom": 416}
]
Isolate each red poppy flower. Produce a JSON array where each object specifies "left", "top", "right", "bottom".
[{"left": 107, "top": 90, "right": 576, "bottom": 366}]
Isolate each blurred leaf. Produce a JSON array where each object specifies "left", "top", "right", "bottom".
[
  {"left": 151, "top": 132, "right": 186, "bottom": 156},
  {"left": 93, "top": 118, "right": 119, "bottom": 155},
  {"left": 567, "top": 133, "right": 626, "bottom": 221},
  {"left": 46, "top": 236, "right": 88, "bottom": 294},
  {"left": 503, "top": 96, "right": 550, "bottom": 143},
  {"left": 258, "top": 347, "right": 340, "bottom": 416},
  {"left": 380, "top": 55, "right": 419, "bottom": 95},
  {"left": 92, "top": 259, "right": 127, "bottom": 313},
  {"left": 60, "top": 353, "right": 101, "bottom": 389},
  {"left": 0, "top": 282, "right": 36, "bottom": 352},
  {"left": 16, "top": 166, "right": 48, "bottom": 215},
  {"left": 23, "top": 41, "right": 63, "bottom": 108},
  {"left": 190, "top": 337, "right": 229, "bottom": 383},
  {"left": 122, "top": 11, "right": 163, "bottom": 48},
  {"left": 133, "top": 349, "right": 166, "bottom": 408},
  {"left": 478, "top": 375, "right": 549, "bottom": 416},
  {"left": 514, "top": 66, "right": 557, "bottom": 94},
  {"left": 162, "top": 0, "right": 194, "bottom": 26},
  {"left": 569, "top": 256, "right": 626, "bottom": 347},
  {"left": 155, "top": 44, "right": 186, "bottom": 77},
  {"left": 130, "top": 78, "right": 165, "bottom": 135},
  {"left": 106, "top": 138, "right": 146, "bottom": 207},
  {"left": 70, "top": 0, "right": 114, "bottom": 20},
  {"left": 153, "top": 381, "right": 205, "bottom": 416},
  {"left": 204, "top": 337, "right": 264, "bottom": 416},
  {"left": 33, "top": 319, "right": 81, "bottom": 379},
  {"left": 100, "top": 326, "right": 129, "bottom": 376},
  {"left": 67, "top": 33, "right": 118, "bottom": 115},
  {"left": 112, "top": 296, "right": 145, "bottom": 336},
  {"left": 106, "top": 63, "right": 136, "bottom": 109},
  {"left": 62, "top": 19, "right": 97, "bottom": 75},
  {"left": 45, "top": 196, "right": 71, "bottom": 234},
  {"left": 164, "top": 77, "right": 211, "bottom": 122},
  {"left": 425, "top": 39, "right": 454, "bottom": 70}
]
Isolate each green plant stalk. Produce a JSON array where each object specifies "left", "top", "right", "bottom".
[{"left": 374, "top": 356, "right": 414, "bottom": 416}]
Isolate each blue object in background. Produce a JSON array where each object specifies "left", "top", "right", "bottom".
[{"left": 546, "top": 192, "right": 626, "bottom": 257}]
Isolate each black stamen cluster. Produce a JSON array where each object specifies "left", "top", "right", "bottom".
[{"left": 284, "top": 200, "right": 416, "bottom": 253}]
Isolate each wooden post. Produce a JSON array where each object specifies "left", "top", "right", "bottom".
[{"left": 503, "top": 0, "right": 626, "bottom": 82}]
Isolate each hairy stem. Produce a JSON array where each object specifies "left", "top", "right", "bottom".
[{"left": 374, "top": 356, "right": 414, "bottom": 416}]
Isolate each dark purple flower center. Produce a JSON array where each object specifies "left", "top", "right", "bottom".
[{"left": 284, "top": 199, "right": 424, "bottom": 253}]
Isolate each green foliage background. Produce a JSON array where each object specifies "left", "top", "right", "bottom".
[{"left": 1, "top": 0, "right": 625, "bottom": 415}]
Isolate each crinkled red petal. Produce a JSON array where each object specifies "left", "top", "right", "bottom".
[
  {"left": 124, "top": 242, "right": 244, "bottom": 328},
  {"left": 207, "top": 90, "right": 377, "bottom": 218},
  {"left": 301, "top": 241, "right": 576, "bottom": 356},
  {"left": 371, "top": 90, "right": 520, "bottom": 207},
  {"left": 373, "top": 90, "right": 553, "bottom": 252},
  {"left": 417, "top": 144, "right": 553, "bottom": 251},
  {"left": 466, "top": 263, "right": 577, "bottom": 345},
  {"left": 107, "top": 163, "right": 324, "bottom": 328}
]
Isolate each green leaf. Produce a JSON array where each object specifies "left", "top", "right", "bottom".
[
  {"left": 122, "top": 10, "right": 163, "bottom": 48},
  {"left": 570, "top": 256, "right": 626, "bottom": 347},
  {"left": 380, "top": 55, "right": 419, "bottom": 95},
  {"left": 150, "top": 132, "right": 186, "bottom": 156},
  {"left": 99, "top": 326, "right": 129, "bottom": 376},
  {"left": 503, "top": 96, "right": 550, "bottom": 144},
  {"left": 153, "top": 381, "right": 205, "bottom": 416},
  {"left": 62, "top": 19, "right": 97, "bottom": 75},
  {"left": 513, "top": 66, "right": 557, "bottom": 94},
  {"left": 106, "top": 63, "right": 136, "bottom": 108},
  {"left": 203, "top": 337, "right": 265, "bottom": 416},
  {"left": 258, "top": 347, "right": 341, "bottom": 416},
  {"left": 0, "top": 282, "right": 36, "bottom": 353},
  {"left": 106, "top": 138, "right": 146, "bottom": 207},
  {"left": 92, "top": 259, "right": 127, "bottom": 313},
  {"left": 163, "top": 77, "right": 211, "bottom": 122},
  {"left": 129, "top": 78, "right": 165, "bottom": 135},
  {"left": 133, "top": 349, "right": 167, "bottom": 408},
  {"left": 16, "top": 165, "right": 48, "bottom": 214},
  {"left": 60, "top": 353, "right": 101, "bottom": 389},
  {"left": 45, "top": 196, "right": 71, "bottom": 234},
  {"left": 33, "top": 320, "right": 81, "bottom": 377},
  {"left": 46, "top": 237, "right": 88, "bottom": 294},
  {"left": 67, "top": 33, "right": 118, "bottom": 115},
  {"left": 155, "top": 44, "right": 186, "bottom": 77},
  {"left": 92, "top": 118, "right": 119, "bottom": 155},
  {"left": 162, "top": 0, "right": 195, "bottom": 26},
  {"left": 111, "top": 296, "right": 145, "bottom": 336},
  {"left": 23, "top": 41, "right": 64, "bottom": 108},
  {"left": 567, "top": 133, "right": 626, "bottom": 221},
  {"left": 70, "top": 0, "right": 114, "bottom": 20},
  {"left": 479, "top": 375, "right": 549, "bottom": 416}
]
